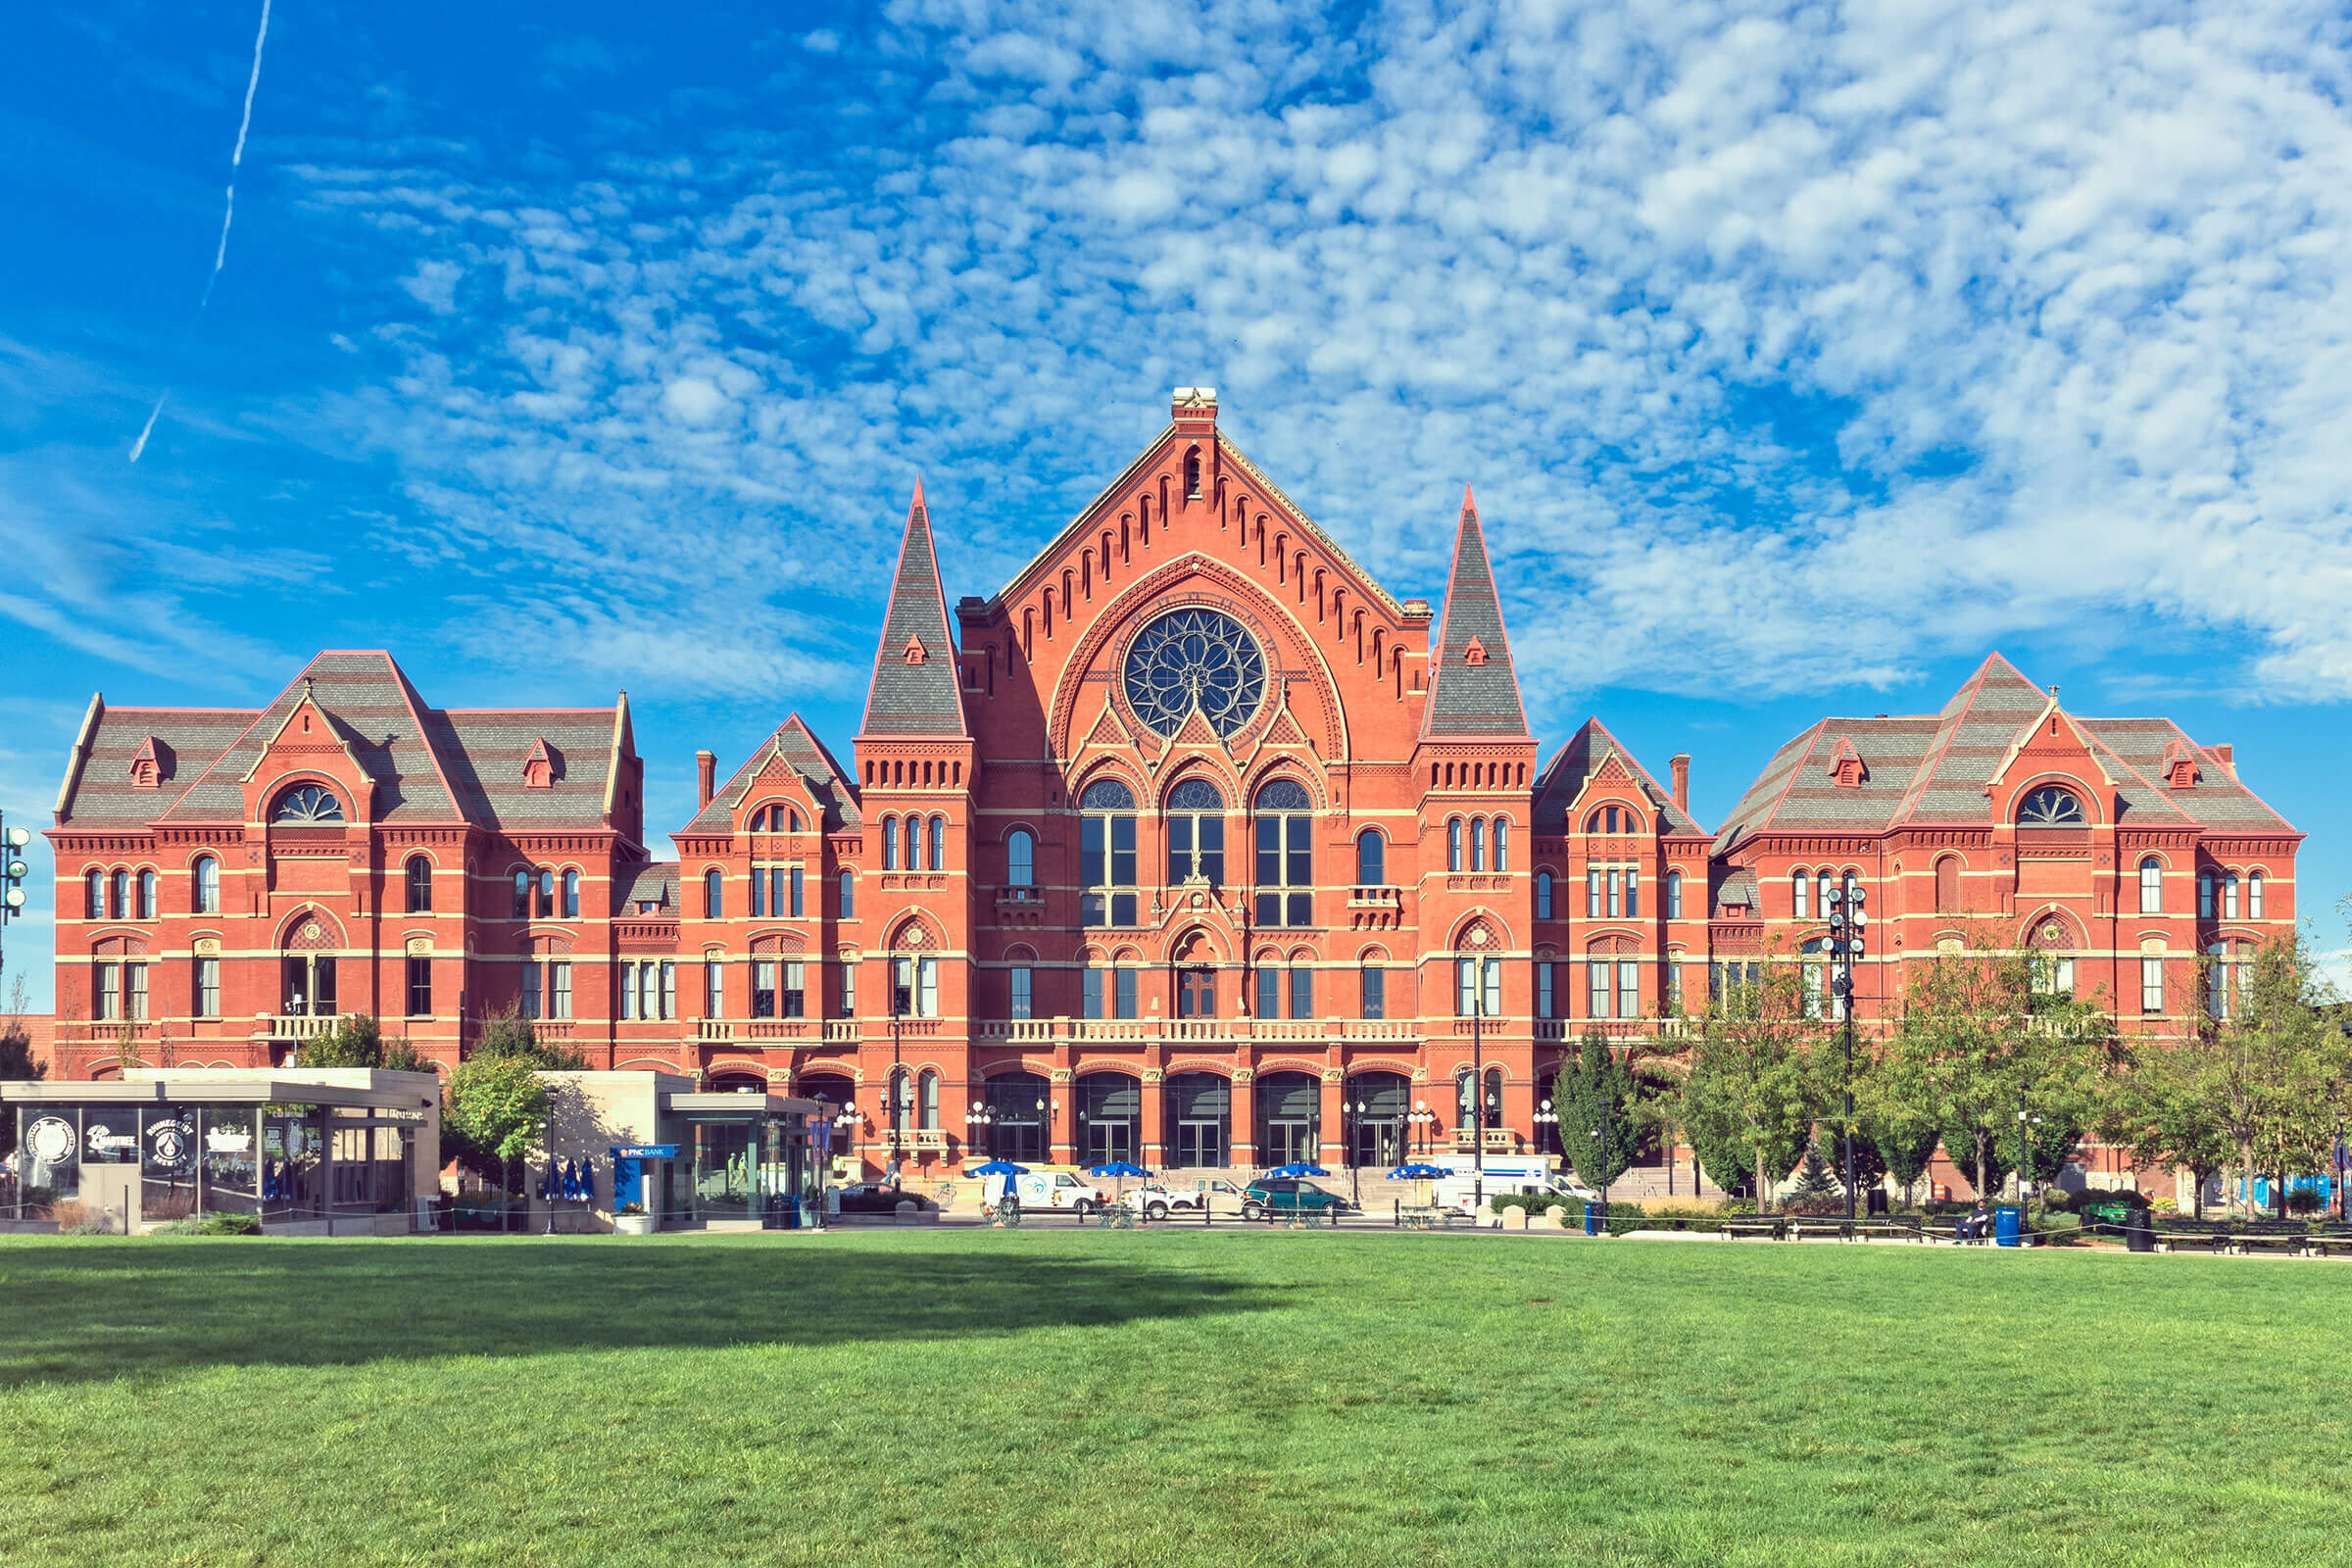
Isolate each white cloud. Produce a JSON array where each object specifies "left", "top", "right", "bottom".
[{"left": 292, "top": 0, "right": 2352, "bottom": 727}]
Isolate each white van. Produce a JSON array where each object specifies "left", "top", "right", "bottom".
[
  {"left": 1431, "top": 1158, "right": 1596, "bottom": 1217},
  {"left": 982, "top": 1170, "right": 1109, "bottom": 1216}
]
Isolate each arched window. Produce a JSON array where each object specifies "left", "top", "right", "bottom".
[
  {"left": 1469, "top": 816, "right": 1486, "bottom": 872},
  {"left": 562, "top": 868, "right": 580, "bottom": 919},
  {"left": 86, "top": 868, "right": 105, "bottom": 920},
  {"left": 1080, "top": 779, "right": 1138, "bottom": 927},
  {"left": 193, "top": 856, "right": 220, "bottom": 916},
  {"left": 881, "top": 815, "right": 899, "bottom": 870},
  {"left": 928, "top": 815, "right": 947, "bottom": 871},
  {"left": 838, "top": 870, "right": 855, "bottom": 919},
  {"left": 919, "top": 1068, "right": 940, "bottom": 1131},
  {"left": 137, "top": 868, "right": 157, "bottom": 920},
  {"left": 1492, "top": 819, "right": 1508, "bottom": 873},
  {"left": 888, "top": 1068, "right": 910, "bottom": 1139},
  {"left": 1165, "top": 778, "right": 1225, "bottom": 884},
  {"left": 2031, "top": 919, "right": 2075, "bottom": 998},
  {"left": 1936, "top": 856, "right": 1961, "bottom": 913},
  {"left": 1447, "top": 817, "right": 1464, "bottom": 872},
  {"left": 1455, "top": 1066, "right": 1503, "bottom": 1130},
  {"left": 1791, "top": 870, "right": 1811, "bottom": 922},
  {"left": 405, "top": 856, "right": 433, "bottom": 913},
  {"left": 2198, "top": 870, "right": 2216, "bottom": 919},
  {"left": 111, "top": 868, "right": 129, "bottom": 920},
  {"left": 903, "top": 817, "right": 919, "bottom": 872},
  {"left": 2208, "top": 940, "right": 2251, "bottom": 1020},
  {"left": 1354, "top": 829, "right": 1385, "bottom": 886},
  {"left": 513, "top": 870, "right": 531, "bottom": 920},
  {"left": 2018, "top": 786, "right": 2084, "bottom": 827},
  {"left": 1799, "top": 937, "right": 1828, "bottom": 1019},
  {"left": 1623, "top": 808, "right": 1642, "bottom": 834},
  {"left": 2248, "top": 871, "right": 2265, "bottom": 919},
  {"left": 1816, "top": 869, "right": 1833, "bottom": 920},
  {"left": 1253, "top": 778, "right": 1313, "bottom": 927},
  {"left": 537, "top": 868, "right": 556, "bottom": 919},
  {"left": 703, "top": 868, "right": 723, "bottom": 919},
  {"left": 1625, "top": 868, "right": 1641, "bottom": 919},
  {"left": 1535, "top": 870, "right": 1553, "bottom": 920},
  {"left": 2138, "top": 857, "right": 2163, "bottom": 914},
  {"left": 2223, "top": 872, "right": 2240, "bottom": 920},
  {"left": 1665, "top": 869, "right": 1684, "bottom": 920},
  {"left": 1455, "top": 954, "right": 1501, "bottom": 1017},
  {"left": 1006, "top": 829, "right": 1036, "bottom": 888},
  {"left": 272, "top": 784, "right": 344, "bottom": 823}
]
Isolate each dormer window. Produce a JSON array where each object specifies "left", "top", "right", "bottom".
[
  {"left": 903, "top": 637, "right": 927, "bottom": 665},
  {"left": 1826, "top": 737, "right": 1866, "bottom": 789},
  {"left": 272, "top": 784, "right": 344, "bottom": 824},
  {"left": 1463, "top": 637, "right": 1488, "bottom": 666},
  {"left": 2162, "top": 741, "right": 2199, "bottom": 790},
  {"left": 522, "top": 738, "right": 559, "bottom": 790},
  {"left": 129, "top": 735, "right": 170, "bottom": 789}
]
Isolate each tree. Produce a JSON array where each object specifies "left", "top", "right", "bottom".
[
  {"left": 1672, "top": 947, "right": 1826, "bottom": 1212},
  {"left": 2208, "top": 933, "right": 2346, "bottom": 1219},
  {"left": 469, "top": 1004, "right": 587, "bottom": 1071},
  {"left": 1868, "top": 1118, "right": 1941, "bottom": 1207},
  {"left": 1554, "top": 1028, "right": 1641, "bottom": 1193},
  {"left": 1880, "top": 922, "right": 2112, "bottom": 1201},
  {"left": 301, "top": 1013, "right": 386, "bottom": 1069},
  {"left": 1788, "top": 1140, "right": 1839, "bottom": 1208},
  {"left": 2102, "top": 1033, "right": 2232, "bottom": 1219},
  {"left": 443, "top": 1053, "right": 550, "bottom": 1207},
  {"left": 0, "top": 973, "right": 44, "bottom": 1162}
]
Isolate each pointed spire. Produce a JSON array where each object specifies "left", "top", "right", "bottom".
[
  {"left": 1422, "top": 488, "right": 1529, "bottom": 739},
  {"left": 860, "top": 481, "right": 968, "bottom": 737}
]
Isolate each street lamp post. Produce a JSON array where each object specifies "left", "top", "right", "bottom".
[
  {"left": 1347, "top": 1099, "right": 1365, "bottom": 1205},
  {"left": 1536, "top": 1098, "right": 1558, "bottom": 1161},
  {"left": 1826, "top": 880, "right": 1868, "bottom": 1223},
  {"left": 1463, "top": 924, "right": 1494, "bottom": 1213},
  {"left": 1411, "top": 1100, "right": 1428, "bottom": 1159}
]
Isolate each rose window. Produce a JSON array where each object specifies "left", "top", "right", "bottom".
[{"left": 1121, "top": 609, "right": 1266, "bottom": 738}]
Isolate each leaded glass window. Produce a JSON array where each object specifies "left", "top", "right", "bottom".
[
  {"left": 1165, "top": 777, "right": 1225, "bottom": 885},
  {"left": 1080, "top": 779, "right": 1138, "bottom": 927},
  {"left": 1121, "top": 609, "right": 1266, "bottom": 737},
  {"left": 273, "top": 784, "right": 344, "bottom": 823},
  {"left": 1253, "top": 778, "right": 1313, "bottom": 927},
  {"left": 2018, "top": 786, "right": 2084, "bottom": 827}
]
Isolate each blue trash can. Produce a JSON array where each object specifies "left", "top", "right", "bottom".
[
  {"left": 1585, "top": 1200, "right": 1603, "bottom": 1236},
  {"left": 1993, "top": 1204, "right": 2022, "bottom": 1247}
]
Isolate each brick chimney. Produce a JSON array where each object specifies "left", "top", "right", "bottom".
[
  {"left": 1670, "top": 754, "right": 1690, "bottom": 814},
  {"left": 696, "top": 750, "right": 716, "bottom": 808},
  {"left": 2213, "top": 744, "right": 2233, "bottom": 777}
]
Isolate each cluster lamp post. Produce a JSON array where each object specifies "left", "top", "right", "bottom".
[{"left": 1826, "top": 879, "right": 1867, "bottom": 1223}]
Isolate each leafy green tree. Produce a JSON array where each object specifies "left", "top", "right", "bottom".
[
  {"left": 469, "top": 1004, "right": 587, "bottom": 1070},
  {"left": 1788, "top": 1140, "right": 1839, "bottom": 1207},
  {"left": 1868, "top": 1118, "right": 1940, "bottom": 1207},
  {"left": 1881, "top": 922, "right": 2111, "bottom": 1200},
  {"left": 1554, "top": 1028, "right": 1642, "bottom": 1192},
  {"left": 301, "top": 1013, "right": 385, "bottom": 1069},
  {"left": 2101, "top": 1033, "right": 2232, "bottom": 1219},
  {"left": 1673, "top": 946, "right": 1826, "bottom": 1212},
  {"left": 443, "top": 1053, "right": 550, "bottom": 1200},
  {"left": 2206, "top": 933, "right": 2346, "bottom": 1219},
  {"left": 0, "top": 974, "right": 45, "bottom": 1161}
]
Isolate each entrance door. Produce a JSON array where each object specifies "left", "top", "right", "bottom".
[
  {"left": 1254, "top": 1071, "right": 1321, "bottom": 1169},
  {"left": 1084, "top": 1122, "right": 1132, "bottom": 1166},
  {"left": 1177, "top": 967, "right": 1217, "bottom": 1017},
  {"left": 1175, "top": 1120, "right": 1224, "bottom": 1167}
]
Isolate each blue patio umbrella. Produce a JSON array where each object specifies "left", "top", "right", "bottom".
[
  {"left": 1387, "top": 1164, "right": 1453, "bottom": 1180},
  {"left": 563, "top": 1158, "right": 583, "bottom": 1201},
  {"left": 1268, "top": 1162, "right": 1332, "bottom": 1179},
  {"left": 970, "top": 1159, "right": 1028, "bottom": 1177},
  {"left": 1087, "top": 1160, "right": 1151, "bottom": 1201}
]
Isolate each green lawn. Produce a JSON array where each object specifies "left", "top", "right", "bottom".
[{"left": 2, "top": 1231, "right": 2348, "bottom": 1566}]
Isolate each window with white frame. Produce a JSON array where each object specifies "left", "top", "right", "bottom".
[{"left": 2139, "top": 857, "right": 2163, "bottom": 914}]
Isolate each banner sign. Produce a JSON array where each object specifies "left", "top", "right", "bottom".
[{"left": 608, "top": 1145, "right": 679, "bottom": 1160}]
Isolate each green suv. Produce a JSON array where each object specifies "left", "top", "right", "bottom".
[{"left": 1240, "top": 1178, "right": 1352, "bottom": 1220}]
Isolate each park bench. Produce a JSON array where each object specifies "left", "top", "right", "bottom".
[
  {"left": 1719, "top": 1218, "right": 1783, "bottom": 1241},
  {"left": 2154, "top": 1220, "right": 2232, "bottom": 1254},
  {"left": 2233, "top": 1221, "right": 2309, "bottom": 1255},
  {"left": 2304, "top": 1227, "right": 2352, "bottom": 1258}
]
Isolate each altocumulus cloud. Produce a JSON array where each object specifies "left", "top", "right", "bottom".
[{"left": 299, "top": 0, "right": 2352, "bottom": 716}]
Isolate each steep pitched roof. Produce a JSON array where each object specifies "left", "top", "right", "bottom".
[
  {"left": 1534, "top": 718, "right": 1704, "bottom": 835},
  {"left": 1711, "top": 653, "right": 2296, "bottom": 848},
  {"left": 860, "top": 481, "right": 967, "bottom": 737},
  {"left": 685, "top": 714, "right": 862, "bottom": 835},
  {"left": 1422, "top": 489, "right": 1529, "bottom": 739},
  {"left": 617, "top": 861, "right": 680, "bottom": 915}
]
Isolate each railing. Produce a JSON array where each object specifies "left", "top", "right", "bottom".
[
  {"left": 822, "top": 1021, "right": 860, "bottom": 1044},
  {"left": 1348, "top": 885, "right": 1402, "bottom": 906},
  {"left": 87, "top": 1021, "right": 152, "bottom": 1043},
  {"left": 260, "top": 1015, "right": 335, "bottom": 1041},
  {"left": 1450, "top": 1128, "right": 1516, "bottom": 1151},
  {"left": 910, "top": 1129, "right": 950, "bottom": 1152},
  {"left": 697, "top": 1019, "right": 735, "bottom": 1043},
  {"left": 975, "top": 1019, "right": 1057, "bottom": 1043},
  {"left": 973, "top": 1016, "right": 1432, "bottom": 1045},
  {"left": 994, "top": 886, "right": 1046, "bottom": 909},
  {"left": 746, "top": 1020, "right": 815, "bottom": 1040},
  {"left": 1071, "top": 1019, "right": 1152, "bottom": 1042}
]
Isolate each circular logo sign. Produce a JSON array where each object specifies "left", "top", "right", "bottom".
[
  {"left": 24, "top": 1116, "right": 74, "bottom": 1166},
  {"left": 147, "top": 1117, "right": 193, "bottom": 1172}
]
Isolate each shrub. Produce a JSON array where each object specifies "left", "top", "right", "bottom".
[
  {"left": 2287, "top": 1188, "right": 2325, "bottom": 1215},
  {"left": 198, "top": 1212, "right": 263, "bottom": 1236}
]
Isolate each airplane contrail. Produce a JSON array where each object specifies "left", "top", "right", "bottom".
[{"left": 130, "top": 0, "right": 272, "bottom": 464}]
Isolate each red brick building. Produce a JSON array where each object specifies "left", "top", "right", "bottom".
[{"left": 43, "top": 391, "right": 2300, "bottom": 1188}]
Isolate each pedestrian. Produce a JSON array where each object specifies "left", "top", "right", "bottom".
[
  {"left": 1967, "top": 1200, "right": 1990, "bottom": 1243},
  {"left": 883, "top": 1152, "right": 903, "bottom": 1193}
]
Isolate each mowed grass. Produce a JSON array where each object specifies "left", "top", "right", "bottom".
[{"left": 2, "top": 1232, "right": 2349, "bottom": 1567}]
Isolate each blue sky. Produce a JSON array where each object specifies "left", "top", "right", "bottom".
[{"left": 5, "top": 0, "right": 2350, "bottom": 1010}]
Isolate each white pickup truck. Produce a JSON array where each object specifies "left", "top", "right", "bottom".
[
  {"left": 1432, "top": 1164, "right": 1597, "bottom": 1218},
  {"left": 1117, "top": 1177, "right": 1248, "bottom": 1219},
  {"left": 983, "top": 1170, "right": 1110, "bottom": 1216}
]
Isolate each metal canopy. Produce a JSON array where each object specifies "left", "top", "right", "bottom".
[{"left": 0, "top": 1079, "right": 435, "bottom": 1111}]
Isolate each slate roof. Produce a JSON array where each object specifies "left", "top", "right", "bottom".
[
  {"left": 684, "top": 715, "right": 862, "bottom": 835},
  {"left": 1712, "top": 653, "right": 2294, "bottom": 851},
  {"left": 1422, "top": 491, "right": 1530, "bottom": 739},
  {"left": 860, "top": 483, "right": 968, "bottom": 737},
  {"left": 1712, "top": 867, "right": 1759, "bottom": 916},
  {"left": 55, "top": 651, "right": 629, "bottom": 835},
  {"left": 1534, "top": 718, "right": 1704, "bottom": 836},
  {"left": 618, "top": 862, "right": 680, "bottom": 915}
]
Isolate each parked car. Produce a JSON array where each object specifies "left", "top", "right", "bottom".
[
  {"left": 1431, "top": 1159, "right": 1595, "bottom": 1217},
  {"left": 1241, "top": 1177, "right": 1353, "bottom": 1220},
  {"left": 982, "top": 1170, "right": 1109, "bottom": 1216},
  {"left": 1118, "top": 1178, "right": 1248, "bottom": 1219},
  {"left": 836, "top": 1183, "right": 933, "bottom": 1215}
]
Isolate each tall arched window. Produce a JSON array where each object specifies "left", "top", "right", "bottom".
[
  {"left": 1080, "top": 779, "right": 1138, "bottom": 927},
  {"left": 1791, "top": 870, "right": 1811, "bottom": 921},
  {"left": 1354, "top": 829, "right": 1385, "bottom": 886},
  {"left": 406, "top": 856, "right": 433, "bottom": 913},
  {"left": 902, "top": 817, "right": 919, "bottom": 873},
  {"left": 513, "top": 869, "right": 532, "bottom": 920},
  {"left": 1447, "top": 817, "right": 1464, "bottom": 872},
  {"left": 919, "top": 1069, "right": 940, "bottom": 1131},
  {"left": 1253, "top": 778, "right": 1313, "bottom": 927},
  {"left": 86, "top": 868, "right": 105, "bottom": 920},
  {"left": 2198, "top": 869, "right": 2215, "bottom": 919},
  {"left": 888, "top": 1068, "right": 910, "bottom": 1141},
  {"left": 537, "top": 868, "right": 556, "bottom": 919},
  {"left": 1492, "top": 820, "right": 1508, "bottom": 873},
  {"left": 1165, "top": 778, "right": 1225, "bottom": 884},
  {"left": 109, "top": 868, "right": 128, "bottom": 920},
  {"left": 928, "top": 815, "right": 946, "bottom": 871},
  {"left": 1535, "top": 870, "right": 1553, "bottom": 919},
  {"left": 2223, "top": 872, "right": 2240, "bottom": 920},
  {"left": 1665, "top": 869, "right": 1684, "bottom": 919},
  {"left": 2248, "top": 871, "right": 2265, "bottom": 919},
  {"left": 137, "top": 868, "right": 157, "bottom": 920},
  {"left": 1936, "top": 856, "right": 1961, "bottom": 913},
  {"left": 838, "top": 870, "right": 855, "bottom": 918},
  {"left": 881, "top": 815, "right": 899, "bottom": 870},
  {"left": 194, "top": 855, "right": 220, "bottom": 916},
  {"left": 1469, "top": 816, "right": 1486, "bottom": 871},
  {"left": 2138, "top": 857, "right": 2163, "bottom": 914},
  {"left": 2208, "top": 940, "right": 2251, "bottom": 1020},
  {"left": 1006, "top": 829, "right": 1036, "bottom": 888},
  {"left": 704, "top": 868, "right": 723, "bottom": 919},
  {"left": 562, "top": 868, "right": 580, "bottom": 919},
  {"left": 1816, "top": 869, "right": 1833, "bottom": 919}
]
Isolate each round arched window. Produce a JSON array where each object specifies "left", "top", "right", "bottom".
[
  {"left": 1122, "top": 609, "right": 1266, "bottom": 737},
  {"left": 273, "top": 784, "right": 344, "bottom": 823},
  {"left": 2017, "top": 786, "right": 2084, "bottom": 827}
]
